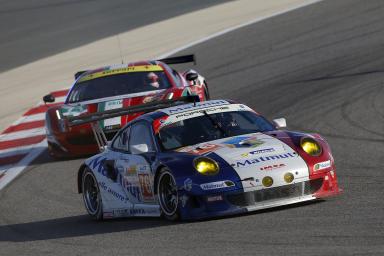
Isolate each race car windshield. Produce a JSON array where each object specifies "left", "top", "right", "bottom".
[
  {"left": 158, "top": 111, "right": 275, "bottom": 150},
  {"left": 67, "top": 71, "right": 171, "bottom": 103}
]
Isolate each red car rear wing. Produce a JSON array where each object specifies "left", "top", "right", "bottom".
[
  {"left": 66, "top": 95, "right": 199, "bottom": 152},
  {"left": 157, "top": 54, "right": 195, "bottom": 65},
  {"left": 67, "top": 95, "right": 198, "bottom": 127}
]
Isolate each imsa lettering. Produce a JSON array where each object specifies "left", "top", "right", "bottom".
[{"left": 260, "top": 163, "right": 286, "bottom": 171}]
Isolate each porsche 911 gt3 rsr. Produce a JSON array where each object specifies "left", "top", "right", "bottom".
[
  {"left": 44, "top": 55, "right": 208, "bottom": 157},
  {"left": 73, "top": 98, "right": 341, "bottom": 221}
]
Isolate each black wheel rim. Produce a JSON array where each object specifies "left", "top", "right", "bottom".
[
  {"left": 158, "top": 172, "right": 178, "bottom": 216},
  {"left": 83, "top": 172, "right": 100, "bottom": 215}
]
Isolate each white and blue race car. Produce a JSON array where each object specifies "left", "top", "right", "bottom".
[{"left": 71, "top": 98, "right": 341, "bottom": 220}]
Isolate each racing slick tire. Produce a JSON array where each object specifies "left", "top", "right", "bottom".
[
  {"left": 203, "top": 81, "right": 210, "bottom": 100},
  {"left": 82, "top": 168, "right": 103, "bottom": 220},
  {"left": 156, "top": 168, "right": 180, "bottom": 221}
]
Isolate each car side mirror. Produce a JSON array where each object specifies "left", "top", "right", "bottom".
[
  {"left": 43, "top": 94, "right": 55, "bottom": 104},
  {"left": 273, "top": 118, "right": 287, "bottom": 128},
  {"left": 130, "top": 144, "right": 149, "bottom": 154},
  {"left": 185, "top": 72, "right": 198, "bottom": 81}
]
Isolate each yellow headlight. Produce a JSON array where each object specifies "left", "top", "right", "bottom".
[
  {"left": 194, "top": 157, "right": 219, "bottom": 176},
  {"left": 284, "top": 172, "right": 294, "bottom": 183},
  {"left": 300, "top": 137, "right": 322, "bottom": 156},
  {"left": 262, "top": 176, "right": 273, "bottom": 187}
]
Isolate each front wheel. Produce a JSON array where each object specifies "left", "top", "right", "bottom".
[
  {"left": 82, "top": 168, "right": 103, "bottom": 220},
  {"left": 157, "top": 169, "right": 180, "bottom": 221}
]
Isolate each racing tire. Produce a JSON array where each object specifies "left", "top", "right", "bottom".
[
  {"left": 203, "top": 82, "right": 210, "bottom": 100},
  {"left": 82, "top": 168, "right": 103, "bottom": 220},
  {"left": 156, "top": 168, "right": 180, "bottom": 221}
]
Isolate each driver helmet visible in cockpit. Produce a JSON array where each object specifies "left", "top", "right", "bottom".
[{"left": 146, "top": 72, "right": 160, "bottom": 89}]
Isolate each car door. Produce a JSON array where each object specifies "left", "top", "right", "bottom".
[{"left": 113, "top": 121, "right": 157, "bottom": 209}]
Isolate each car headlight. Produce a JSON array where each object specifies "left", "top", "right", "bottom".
[
  {"left": 194, "top": 157, "right": 219, "bottom": 176},
  {"left": 300, "top": 137, "right": 322, "bottom": 156}
]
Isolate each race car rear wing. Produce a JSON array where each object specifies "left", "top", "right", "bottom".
[
  {"left": 157, "top": 54, "right": 196, "bottom": 65},
  {"left": 74, "top": 71, "right": 87, "bottom": 80},
  {"left": 67, "top": 95, "right": 199, "bottom": 127},
  {"left": 67, "top": 95, "right": 199, "bottom": 151},
  {"left": 73, "top": 54, "right": 196, "bottom": 80}
]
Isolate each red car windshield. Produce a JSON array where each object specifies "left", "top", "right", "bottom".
[{"left": 67, "top": 71, "right": 171, "bottom": 103}]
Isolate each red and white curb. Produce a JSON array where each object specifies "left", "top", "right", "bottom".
[{"left": 0, "top": 89, "right": 68, "bottom": 190}]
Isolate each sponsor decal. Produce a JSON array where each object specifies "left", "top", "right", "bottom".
[
  {"left": 200, "top": 180, "right": 235, "bottom": 190},
  {"left": 99, "top": 181, "right": 129, "bottom": 203},
  {"left": 224, "top": 136, "right": 264, "bottom": 148},
  {"left": 61, "top": 105, "right": 87, "bottom": 117},
  {"left": 259, "top": 163, "right": 286, "bottom": 171},
  {"left": 184, "top": 143, "right": 222, "bottom": 155},
  {"left": 206, "top": 195, "right": 223, "bottom": 202},
  {"left": 159, "top": 104, "right": 252, "bottom": 128},
  {"left": 174, "top": 106, "right": 230, "bottom": 119},
  {"left": 78, "top": 65, "right": 163, "bottom": 83},
  {"left": 126, "top": 165, "right": 137, "bottom": 175},
  {"left": 99, "top": 99, "right": 122, "bottom": 130},
  {"left": 183, "top": 178, "right": 193, "bottom": 191},
  {"left": 122, "top": 177, "right": 141, "bottom": 202},
  {"left": 314, "top": 160, "right": 331, "bottom": 171},
  {"left": 233, "top": 152, "right": 297, "bottom": 168},
  {"left": 90, "top": 156, "right": 141, "bottom": 202},
  {"left": 113, "top": 208, "right": 145, "bottom": 217},
  {"left": 241, "top": 148, "right": 275, "bottom": 157},
  {"left": 165, "top": 100, "right": 229, "bottom": 114},
  {"left": 90, "top": 156, "right": 108, "bottom": 177},
  {"left": 138, "top": 173, "right": 155, "bottom": 202}
]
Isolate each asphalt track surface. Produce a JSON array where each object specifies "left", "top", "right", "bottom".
[
  {"left": 1, "top": 0, "right": 384, "bottom": 255},
  {"left": 0, "top": 0, "right": 230, "bottom": 72}
]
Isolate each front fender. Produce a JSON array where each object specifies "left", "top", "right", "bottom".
[{"left": 157, "top": 152, "right": 242, "bottom": 196}]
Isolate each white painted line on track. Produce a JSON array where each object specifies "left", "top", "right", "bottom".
[{"left": 0, "top": 139, "right": 47, "bottom": 190}]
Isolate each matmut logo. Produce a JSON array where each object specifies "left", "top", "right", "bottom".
[{"left": 234, "top": 152, "right": 297, "bottom": 168}]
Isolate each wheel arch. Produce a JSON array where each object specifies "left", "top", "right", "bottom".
[{"left": 153, "top": 164, "right": 169, "bottom": 195}]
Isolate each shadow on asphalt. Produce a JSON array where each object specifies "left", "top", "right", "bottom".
[
  {"left": 31, "top": 148, "right": 89, "bottom": 165},
  {"left": 0, "top": 199, "right": 326, "bottom": 242},
  {"left": 198, "top": 200, "right": 325, "bottom": 223},
  {"left": 0, "top": 215, "right": 176, "bottom": 242}
]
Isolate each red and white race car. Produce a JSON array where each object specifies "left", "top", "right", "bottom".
[{"left": 43, "top": 55, "right": 209, "bottom": 157}]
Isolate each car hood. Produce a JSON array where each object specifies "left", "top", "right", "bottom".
[{"left": 176, "top": 132, "right": 309, "bottom": 190}]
